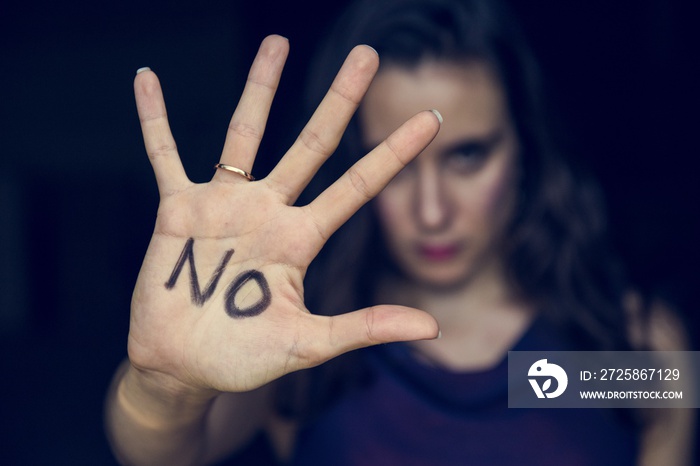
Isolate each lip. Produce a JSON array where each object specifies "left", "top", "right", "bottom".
[{"left": 416, "top": 242, "right": 461, "bottom": 262}]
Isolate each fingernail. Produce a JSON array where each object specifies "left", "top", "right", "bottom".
[
  {"left": 430, "top": 109, "right": 443, "bottom": 124},
  {"left": 136, "top": 67, "right": 151, "bottom": 75},
  {"left": 436, "top": 330, "right": 442, "bottom": 340},
  {"left": 363, "top": 44, "right": 378, "bottom": 56}
]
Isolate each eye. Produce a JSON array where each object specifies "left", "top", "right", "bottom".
[{"left": 443, "top": 142, "right": 490, "bottom": 173}]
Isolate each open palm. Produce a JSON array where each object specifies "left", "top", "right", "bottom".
[{"left": 127, "top": 35, "right": 440, "bottom": 396}]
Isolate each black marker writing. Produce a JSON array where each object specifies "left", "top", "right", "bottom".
[
  {"left": 165, "top": 238, "right": 234, "bottom": 306},
  {"left": 224, "top": 270, "right": 272, "bottom": 319}
]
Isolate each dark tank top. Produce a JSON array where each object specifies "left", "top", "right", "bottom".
[{"left": 291, "top": 316, "right": 639, "bottom": 465}]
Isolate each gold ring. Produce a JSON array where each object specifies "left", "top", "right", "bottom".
[{"left": 214, "top": 163, "right": 255, "bottom": 181}]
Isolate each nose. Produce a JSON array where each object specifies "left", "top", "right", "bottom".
[{"left": 414, "top": 163, "right": 450, "bottom": 231}]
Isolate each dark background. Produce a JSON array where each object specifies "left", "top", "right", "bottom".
[{"left": 1, "top": 0, "right": 697, "bottom": 464}]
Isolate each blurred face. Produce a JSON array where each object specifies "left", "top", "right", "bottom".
[{"left": 359, "top": 61, "right": 520, "bottom": 290}]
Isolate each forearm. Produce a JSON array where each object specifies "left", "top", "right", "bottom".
[{"left": 105, "top": 360, "right": 217, "bottom": 466}]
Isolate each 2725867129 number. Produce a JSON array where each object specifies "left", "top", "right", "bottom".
[{"left": 595, "top": 368, "right": 680, "bottom": 381}]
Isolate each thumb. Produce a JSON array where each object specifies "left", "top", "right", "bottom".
[{"left": 324, "top": 305, "right": 439, "bottom": 357}]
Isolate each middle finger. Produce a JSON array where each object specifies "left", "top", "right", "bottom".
[{"left": 265, "top": 45, "right": 379, "bottom": 202}]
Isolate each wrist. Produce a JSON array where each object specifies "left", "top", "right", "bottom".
[{"left": 118, "top": 363, "right": 219, "bottom": 431}]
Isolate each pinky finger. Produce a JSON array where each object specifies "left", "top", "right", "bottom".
[{"left": 134, "top": 69, "right": 190, "bottom": 196}]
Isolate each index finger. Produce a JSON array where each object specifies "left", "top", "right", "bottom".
[{"left": 305, "top": 109, "right": 442, "bottom": 238}]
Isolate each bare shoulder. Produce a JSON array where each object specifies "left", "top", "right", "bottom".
[
  {"left": 623, "top": 291, "right": 691, "bottom": 351},
  {"left": 624, "top": 292, "right": 696, "bottom": 466}
]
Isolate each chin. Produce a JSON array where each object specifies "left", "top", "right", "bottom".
[{"left": 407, "top": 267, "right": 473, "bottom": 292}]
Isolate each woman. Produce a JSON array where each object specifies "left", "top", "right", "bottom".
[
  {"left": 286, "top": 1, "right": 693, "bottom": 464},
  {"left": 105, "top": 0, "right": 693, "bottom": 464}
]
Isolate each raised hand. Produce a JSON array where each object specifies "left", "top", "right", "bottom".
[{"left": 128, "top": 35, "right": 441, "bottom": 397}]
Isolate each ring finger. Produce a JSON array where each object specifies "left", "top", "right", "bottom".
[{"left": 215, "top": 35, "right": 289, "bottom": 182}]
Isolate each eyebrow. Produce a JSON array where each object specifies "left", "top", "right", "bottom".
[
  {"left": 439, "top": 127, "right": 505, "bottom": 156},
  {"left": 360, "top": 126, "right": 505, "bottom": 158}
]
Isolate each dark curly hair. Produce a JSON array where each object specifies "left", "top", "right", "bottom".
[
  {"left": 281, "top": 0, "right": 636, "bottom": 419},
  {"left": 301, "top": 0, "right": 632, "bottom": 350}
]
